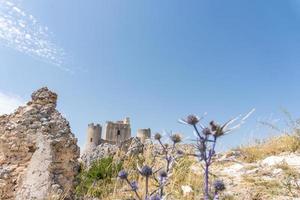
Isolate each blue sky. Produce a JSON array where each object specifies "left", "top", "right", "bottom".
[{"left": 1, "top": 0, "right": 300, "bottom": 150}]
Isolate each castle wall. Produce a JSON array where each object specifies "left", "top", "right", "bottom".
[
  {"left": 104, "top": 118, "right": 131, "bottom": 145},
  {"left": 137, "top": 128, "right": 151, "bottom": 142}
]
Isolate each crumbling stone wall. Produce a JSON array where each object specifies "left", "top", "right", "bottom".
[{"left": 0, "top": 87, "right": 80, "bottom": 200}]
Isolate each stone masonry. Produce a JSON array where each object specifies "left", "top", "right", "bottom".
[
  {"left": 104, "top": 117, "right": 131, "bottom": 145},
  {"left": 0, "top": 87, "right": 80, "bottom": 200}
]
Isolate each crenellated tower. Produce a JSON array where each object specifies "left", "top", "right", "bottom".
[
  {"left": 85, "top": 123, "right": 102, "bottom": 151},
  {"left": 104, "top": 117, "right": 131, "bottom": 145}
]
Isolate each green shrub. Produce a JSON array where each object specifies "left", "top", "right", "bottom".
[{"left": 76, "top": 157, "right": 122, "bottom": 198}]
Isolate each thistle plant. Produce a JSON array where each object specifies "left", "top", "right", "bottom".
[
  {"left": 213, "top": 180, "right": 225, "bottom": 200},
  {"left": 154, "top": 132, "right": 183, "bottom": 197},
  {"left": 118, "top": 163, "right": 164, "bottom": 200},
  {"left": 180, "top": 110, "right": 253, "bottom": 200},
  {"left": 118, "top": 133, "right": 184, "bottom": 200}
]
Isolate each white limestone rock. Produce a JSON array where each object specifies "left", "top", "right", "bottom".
[
  {"left": 260, "top": 153, "right": 300, "bottom": 169},
  {"left": 80, "top": 143, "right": 118, "bottom": 167}
]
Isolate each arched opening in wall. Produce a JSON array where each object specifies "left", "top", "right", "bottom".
[
  {"left": 90, "top": 138, "right": 93, "bottom": 142},
  {"left": 117, "top": 130, "right": 121, "bottom": 136}
]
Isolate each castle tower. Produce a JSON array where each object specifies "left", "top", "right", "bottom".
[
  {"left": 85, "top": 123, "right": 102, "bottom": 151},
  {"left": 137, "top": 128, "right": 151, "bottom": 143},
  {"left": 124, "top": 117, "right": 130, "bottom": 124},
  {"left": 104, "top": 117, "right": 131, "bottom": 145}
]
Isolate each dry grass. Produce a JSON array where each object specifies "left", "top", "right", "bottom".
[
  {"left": 100, "top": 143, "right": 232, "bottom": 200},
  {"left": 237, "top": 134, "right": 300, "bottom": 163},
  {"left": 77, "top": 132, "right": 300, "bottom": 199},
  {"left": 276, "top": 162, "right": 300, "bottom": 197},
  {"left": 106, "top": 143, "right": 205, "bottom": 200}
]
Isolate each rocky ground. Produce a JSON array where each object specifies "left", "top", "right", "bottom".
[
  {"left": 78, "top": 140, "right": 300, "bottom": 200},
  {"left": 208, "top": 152, "right": 300, "bottom": 199}
]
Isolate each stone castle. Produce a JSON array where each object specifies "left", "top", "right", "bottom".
[{"left": 84, "top": 117, "right": 151, "bottom": 151}]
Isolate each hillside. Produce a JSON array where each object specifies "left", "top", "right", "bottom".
[{"left": 77, "top": 134, "right": 300, "bottom": 200}]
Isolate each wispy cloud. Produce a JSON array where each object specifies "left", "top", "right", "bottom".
[
  {"left": 0, "top": 0, "right": 70, "bottom": 72},
  {"left": 0, "top": 91, "right": 24, "bottom": 115}
]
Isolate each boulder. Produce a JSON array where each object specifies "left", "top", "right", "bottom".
[{"left": 80, "top": 143, "right": 118, "bottom": 167}]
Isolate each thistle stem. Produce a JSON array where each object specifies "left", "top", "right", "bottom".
[
  {"left": 208, "top": 136, "right": 217, "bottom": 165},
  {"left": 213, "top": 190, "right": 219, "bottom": 200},
  {"left": 204, "top": 162, "right": 209, "bottom": 200},
  {"left": 125, "top": 178, "right": 142, "bottom": 200},
  {"left": 160, "top": 182, "right": 164, "bottom": 197},
  {"left": 158, "top": 139, "right": 166, "bottom": 151},
  {"left": 145, "top": 176, "right": 149, "bottom": 198},
  {"left": 193, "top": 124, "right": 204, "bottom": 140}
]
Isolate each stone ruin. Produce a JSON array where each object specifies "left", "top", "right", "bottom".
[
  {"left": 84, "top": 118, "right": 131, "bottom": 152},
  {"left": 0, "top": 87, "right": 80, "bottom": 200},
  {"left": 0, "top": 86, "right": 153, "bottom": 199},
  {"left": 84, "top": 118, "right": 151, "bottom": 152},
  {"left": 81, "top": 120, "right": 152, "bottom": 167}
]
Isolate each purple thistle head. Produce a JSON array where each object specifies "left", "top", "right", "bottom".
[
  {"left": 210, "top": 121, "right": 224, "bottom": 137},
  {"left": 130, "top": 180, "right": 138, "bottom": 191},
  {"left": 170, "top": 133, "right": 182, "bottom": 143},
  {"left": 150, "top": 194, "right": 162, "bottom": 200},
  {"left": 158, "top": 170, "right": 167, "bottom": 178},
  {"left": 185, "top": 114, "right": 200, "bottom": 125},
  {"left": 154, "top": 133, "right": 162, "bottom": 140},
  {"left": 210, "top": 121, "right": 218, "bottom": 131},
  {"left": 158, "top": 170, "right": 168, "bottom": 184},
  {"left": 118, "top": 170, "right": 128, "bottom": 180},
  {"left": 202, "top": 127, "right": 211, "bottom": 135},
  {"left": 139, "top": 165, "right": 153, "bottom": 177},
  {"left": 177, "top": 149, "right": 184, "bottom": 155},
  {"left": 214, "top": 180, "right": 225, "bottom": 192}
]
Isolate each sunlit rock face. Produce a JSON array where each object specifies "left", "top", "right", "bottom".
[
  {"left": 80, "top": 143, "right": 118, "bottom": 168},
  {"left": 0, "top": 87, "right": 80, "bottom": 200}
]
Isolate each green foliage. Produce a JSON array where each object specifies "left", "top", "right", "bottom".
[{"left": 75, "top": 157, "right": 122, "bottom": 198}]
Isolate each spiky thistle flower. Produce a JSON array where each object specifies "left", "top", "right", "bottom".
[
  {"left": 182, "top": 114, "right": 200, "bottom": 125},
  {"left": 210, "top": 121, "right": 225, "bottom": 137},
  {"left": 202, "top": 127, "right": 212, "bottom": 135},
  {"left": 158, "top": 170, "right": 167, "bottom": 178},
  {"left": 130, "top": 181, "right": 138, "bottom": 191},
  {"left": 213, "top": 180, "right": 225, "bottom": 192},
  {"left": 118, "top": 170, "right": 128, "bottom": 180},
  {"left": 176, "top": 149, "right": 184, "bottom": 155},
  {"left": 149, "top": 194, "right": 162, "bottom": 200},
  {"left": 158, "top": 170, "right": 168, "bottom": 183},
  {"left": 154, "top": 133, "right": 162, "bottom": 140},
  {"left": 170, "top": 133, "right": 182, "bottom": 144},
  {"left": 137, "top": 165, "right": 153, "bottom": 177},
  {"left": 210, "top": 121, "right": 218, "bottom": 131}
]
